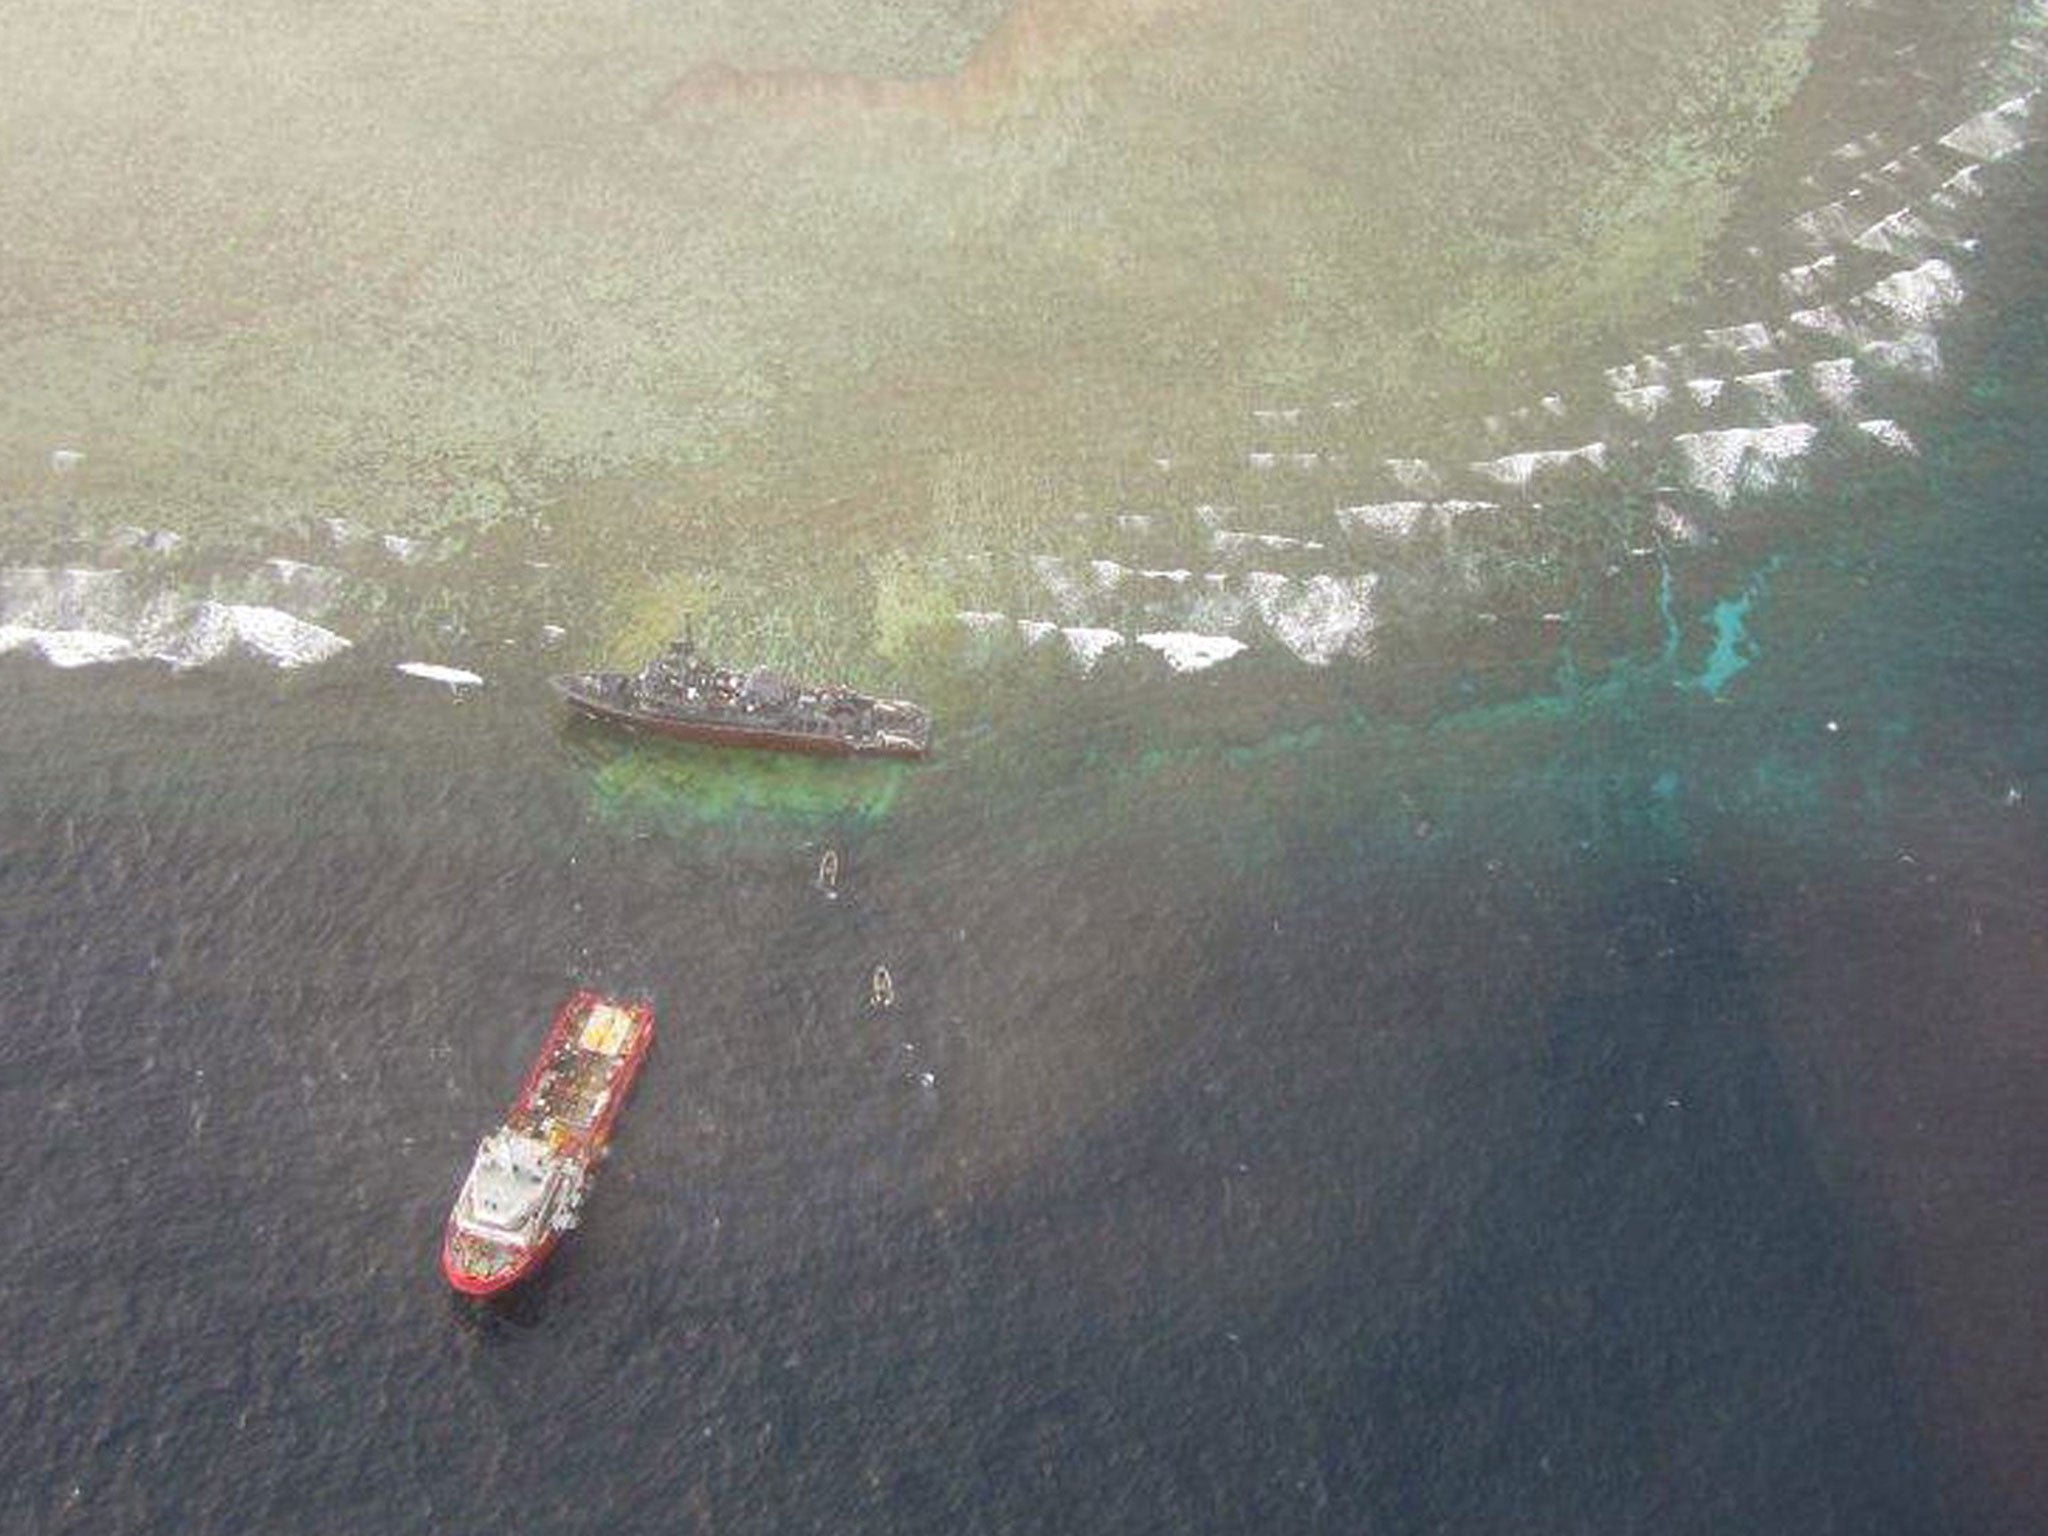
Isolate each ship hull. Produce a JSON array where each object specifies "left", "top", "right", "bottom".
[
  {"left": 441, "top": 989, "right": 655, "bottom": 1297},
  {"left": 441, "top": 1228, "right": 558, "bottom": 1297},
  {"left": 554, "top": 679, "right": 925, "bottom": 760}
]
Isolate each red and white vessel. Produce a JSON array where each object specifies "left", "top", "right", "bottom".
[{"left": 441, "top": 989, "right": 655, "bottom": 1297}]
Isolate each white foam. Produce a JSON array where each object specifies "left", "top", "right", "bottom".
[
  {"left": 1932, "top": 164, "right": 1986, "bottom": 208},
  {"left": 1114, "top": 513, "right": 1154, "bottom": 531},
  {"left": 1247, "top": 452, "right": 1277, "bottom": 470},
  {"left": 955, "top": 610, "right": 1009, "bottom": 634},
  {"left": 1088, "top": 559, "right": 1127, "bottom": 590},
  {"left": 1856, "top": 419, "right": 1918, "bottom": 455},
  {"left": 1939, "top": 93, "right": 2037, "bottom": 162},
  {"left": 152, "top": 603, "right": 352, "bottom": 669},
  {"left": 1470, "top": 442, "right": 1607, "bottom": 489},
  {"left": 1337, "top": 502, "right": 1430, "bottom": 537},
  {"left": 1017, "top": 620, "right": 1058, "bottom": 646},
  {"left": 1672, "top": 424, "right": 1819, "bottom": 505},
  {"left": 1135, "top": 568, "right": 1193, "bottom": 583},
  {"left": 1061, "top": 627, "right": 1125, "bottom": 669},
  {"left": 1655, "top": 504, "right": 1704, "bottom": 545},
  {"left": 1136, "top": 632, "right": 1247, "bottom": 673},
  {"left": 1247, "top": 572, "right": 1380, "bottom": 665},
  {"left": 380, "top": 533, "right": 428, "bottom": 563},
  {"left": 397, "top": 661, "right": 484, "bottom": 688},
  {"left": 0, "top": 625, "right": 135, "bottom": 667},
  {"left": 1808, "top": 358, "right": 1860, "bottom": 415},
  {"left": 1852, "top": 209, "right": 1943, "bottom": 257},
  {"left": 0, "top": 573, "right": 348, "bottom": 671},
  {"left": 1686, "top": 378, "right": 1727, "bottom": 409},
  {"left": 1860, "top": 259, "right": 1965, "bottom": 326}
]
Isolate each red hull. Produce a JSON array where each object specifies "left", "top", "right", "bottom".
[
  {"left": 442, "top": 1229, "right": 558, "bottom": 1297},
  {"left": 441, "top": 989, "right": 654, "bottom": 1296}
]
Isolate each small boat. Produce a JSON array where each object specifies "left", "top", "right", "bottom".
[
  {"left": 441, "top": 989, "right": 655, "bottom": 1297},
  {"left": 551, "top": 629, "right": 932, "bottom": 760}
]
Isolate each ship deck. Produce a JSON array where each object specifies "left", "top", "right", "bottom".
[
  {"left": 552, "top": 666, "right": 932, "bottom": 758},
  {"left": 504, "top": 998, "right": 650, "bottom": 1149}
]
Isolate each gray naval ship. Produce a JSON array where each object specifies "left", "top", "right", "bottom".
[{"left": 551, "top": 629, "right": 932, "bottom": 760}]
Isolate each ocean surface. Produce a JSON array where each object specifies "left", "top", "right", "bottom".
[{"left": 4, "top": 3, "right": 2048, "bottom": 1533}]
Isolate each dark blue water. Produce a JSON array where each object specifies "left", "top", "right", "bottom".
[
  {"left": 0, "top": 693, "right": 1906, "bottom": 1533},
  {"left": 6, "top": 59, "right": 2048, "bottom": 1536}
]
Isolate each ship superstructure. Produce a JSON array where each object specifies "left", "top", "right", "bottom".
[
  {"left": 551, "top": 632, "right": 931, "bottom": 759},
  {"left": 442, "top": 990, "right": 654, "bottom": 1296}
]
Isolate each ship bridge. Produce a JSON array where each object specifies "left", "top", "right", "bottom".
[{"left": 454, "top": 1130, "right": 565, "bottom": 1242}]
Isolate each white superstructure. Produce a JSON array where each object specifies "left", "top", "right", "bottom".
[{"left": 451, "top": 1130, "right": 585, "bottom": 1246}]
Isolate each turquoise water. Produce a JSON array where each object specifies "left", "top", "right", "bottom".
[{"left": 1692, "top": 560, "right": 1779, "bottom": 697}]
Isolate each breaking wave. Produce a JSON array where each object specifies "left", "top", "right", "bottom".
[
  {"left": 929, "top": 36, "right": 2042, "bottom": 684},
  {"left": 0, "top": 568, "right": 350, "bottom": 671}
]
